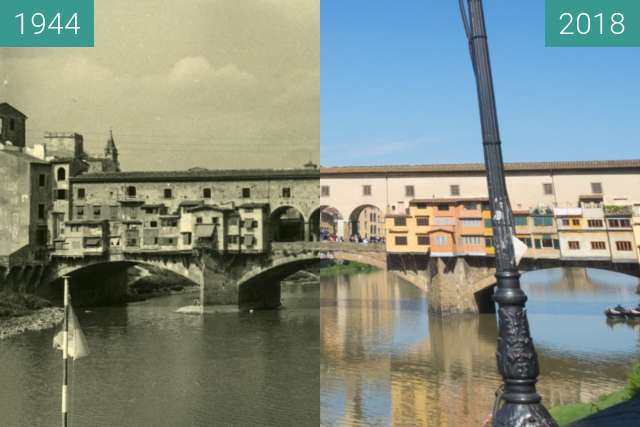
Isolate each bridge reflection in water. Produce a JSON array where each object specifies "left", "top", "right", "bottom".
[{"left": 320, "top": 269, "right": 640, "bottom": 426}]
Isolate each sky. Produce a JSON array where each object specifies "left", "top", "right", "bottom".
[
  {"left": 321, "top": 1, "right": 640, "bottom": 166},
  {"left": 0, "top": 0, "right": 319, "bottom": 171}
]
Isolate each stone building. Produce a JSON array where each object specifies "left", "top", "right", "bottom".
[{"left": 0, "top": 102, "right": 27, "bottom": 148}]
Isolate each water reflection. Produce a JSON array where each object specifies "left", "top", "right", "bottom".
[{"left": 321, "top": 269, "right": 640, "bottom": 426}]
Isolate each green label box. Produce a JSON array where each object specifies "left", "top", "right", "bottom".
[
  {"left": 0, "top": 0, "right": 94, "bottom": 47},
  {"left": 546, "top": 0, "right": 640, "bottom": 47}
]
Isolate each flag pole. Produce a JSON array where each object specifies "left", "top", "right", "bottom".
[{"left": 62, "top": 276, "right": 69, "bottom": 427}]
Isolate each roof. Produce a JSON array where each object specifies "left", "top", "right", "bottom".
[
  {"left": 0, "top": 103, "right": 27, "bottom": 118},
  {"left": 0, "top": 148, "right": 49, "bottom": 164},
  {"left": 178, "top": 200, "right": 203, "bottom": 207},
  {"left": 320, "top": 160, "right": 640, "bottom": 176},
  {"left": 238, "top": 203, "right": 269, "bottom": 209},
  {"left": 410, "top": 197, "right": 488, "bottom": 204},
  {"left": 71, "top": 168, "right": 319, "bottom": 183},
  {"left": 188, "top": 205, "right": 232, "bottom": 213}
]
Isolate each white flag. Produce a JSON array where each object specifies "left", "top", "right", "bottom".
[
  {"left": 512, "top": 235, "right": 528, "bottom": 267},
  {"left": 53, "top": 306, "right": 90, "bottom": 359}
]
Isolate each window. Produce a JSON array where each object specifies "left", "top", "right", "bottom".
[
  {"left": 76, "top": 206, "right": 84, "bottom": 218},
  {"left": 561, "top": 219, "right": 570, "bottom": 226},
  {"left": 321, "top": 186, "right": 330, "bottom": 197},
  {"left": 568, "top": 241, "right": 580, "bottom": 250},
  {"left": 591, "top": 241, "right": 606, "bottom": 250},
  {"left": 393, "top": 217, "right": 406, "bottom": 226},
  {"left": 163, "top": 188, "right": 172, "bottom": 199},
  {"left": 541, "top": 236, "right": 554, "bottom": 248},
  {"left": 196, "top": 217, "right": 203, "bottom": 224},
  {"left": 415, "top": 203, "right": 427, "bottom": 209},
  {"left": 587, "top": 219, "right": 603, "bottom": 228},
  {"left": 395, "top": 236, "right": 408, "bottom": 246},
  {"left": 437, "top": 204, "right": 449, "bottom": 211},
  {"left": 522, "top": 238, "right": 533, "bottom": 248},
  {"left": 183, "top": 233, "right": 192, "bottom": 245},
  {"left": 38, "top": 204, "right": 45, "bottom": 220},
  {"left": 242, "top": 188, "right": 251, "bottom": 198},
  {"left": 571, "top": 219, "right": 580, "bottom": 226},
  {"left": 591, "top": 182, "right": 603, "bottom": 194},
  {"left": 417, "top": 236, "right": 430, "bottom": 245},
  {"left": 405, "top": 185, "right": 415, "bottom": 197},
  {"left": 203, "top": 188, "right": 212, "bottom": 199},
  {"left": 282, "top": 187, "right": 291, "bottom": 198},
  {"left": 514, "top": 216, "right": 528, "bottom": 226},
  {"left": 484, "top": 218, "right": 492, "bottom": 227},
  {"left": 462, "top": 236, "right": 481, "bottom": 245},
  {"left": 77, "top": 188, "right": 85, "bottom": 199},
  {"left": 150, "top": 220, "right": 158, "bottom": 228},
  {"left": 483, "top": 237, "right": 493, "bottom": 248},
  {"left": 126, "top": 186, "right": 136, "bottom": 197},
  {"left": 608, "top": 218, "right": 631, "bottom": 228},
  {"left": 450, "top": 185, "right": 460, "bottom": 196},
  {"left": 56, "top": 167, "right": 66, "bottom": 181},
  {"left": 416, "top": 216, "right": 429, "bottom": 226},
  {"left": 9, "top": 118, "right": 15, "bottom": 131},
  {"left": 55, "top": 189, "right": 67, "bottom": 200},
  {"left": 534, "top": 239, "right": 541, "bottom": 249},
  {"left": 434, "top": 217, "right": 452, "bottom": 225},
  {"left": 436, "top": 236, "right": 448, "bottom": 246},
  {"left": 463, "top": 202, "right": 477, "bottom": 210},
  {"left": 533, "top": 216, "right": 553, "bottom": 227},
  {"left": 39, "top": 174, "right": 46, "bottom": 187},
  {"left": 543, "top": 183, "right": 554, "bottom": 195},
  {"left": 362, "top": 185, "right": 372, "bottom": 196},
  {"left": 93, "top": 206, "right": 101, "bottom": 218},
  {"left": 616, "top": 241, "right": 633, "bottom": 251},
  {"left": 462, "top": 218, "right": 481, "bottom": 227}
]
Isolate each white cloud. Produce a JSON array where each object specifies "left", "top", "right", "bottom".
[{"left": 168, "top": 56, "right": 257, "bottom": 87}]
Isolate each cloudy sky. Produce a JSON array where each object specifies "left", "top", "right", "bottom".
[{"left": 0, "top": 0, "right": 319, "bottom": 171}]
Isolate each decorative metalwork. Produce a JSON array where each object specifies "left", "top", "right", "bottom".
[{"left": 460, "top": 0, "right": 558, "bottom": 425}]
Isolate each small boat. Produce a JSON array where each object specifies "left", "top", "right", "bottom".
[
  {"left": 628, "top": 305, "right": 640, "bottom": 318},
  {"left": 605, "top": 305, "right": 628, "bottom": 318}
]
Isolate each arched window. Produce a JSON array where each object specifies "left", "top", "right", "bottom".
[{"left": 57, "top": 167, "right": 66, "bottom": 181}]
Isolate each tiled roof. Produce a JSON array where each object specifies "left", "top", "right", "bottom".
[
  {"left": 320, "top": 160, "right": 640, "bottom": 175},
  {"left": 410, "top": 197, "right": 488, "bottom": 204},
  {"left": 72, "top": 168, "right": 319, "bottom": 183}
]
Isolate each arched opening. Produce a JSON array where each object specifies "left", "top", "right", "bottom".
[
  {"left": 238, "top": 257, "right": 319, "bottom": 310},
  {"left": 269, "top": 206, "right": 305, "bottom": 242},
  {"left": 348, "top": 204, "right": 385, "bottom": 242},
  {"left": 42, "top": 260, "right": 201, "bottom": 306},
  {"left": 308, "top": 207, "right": 321, "bottom": 242},
  {"left": 57, "top": 167, "right": 66, "bottom": 181},
  {"left": 320, "top": 206, "right": 344, "bottom": 241}
]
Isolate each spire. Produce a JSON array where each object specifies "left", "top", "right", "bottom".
[{"left": 105, "top": 128, "right": 117, "bottom": 157}]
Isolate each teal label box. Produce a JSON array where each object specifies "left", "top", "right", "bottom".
[
  {"left": 0, "top": 0, "right": 94, "bottom": 47},
  {"left": 546, "top": 0, "right": 640, "bottom": 47}
]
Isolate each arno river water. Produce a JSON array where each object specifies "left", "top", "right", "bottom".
[
  {"left": 0, "top": 281, "right": 320, "bottom": 427},
  {"left": 321, "top": 268, "right": 640, "bottom": 427}
]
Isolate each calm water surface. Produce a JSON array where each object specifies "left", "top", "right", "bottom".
[
  {"left": 320, "top": 268, "right": 640, "bottom": 427},
  {"left": 0, "top": 282, "right": 319, "bottom": 427}
]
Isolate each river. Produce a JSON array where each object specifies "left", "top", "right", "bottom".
[
  {"left": 320, "top": 268, "right": 640, "bottom": 426},
  {"left": 0, "top": 282, "right": 320, "bottom": 427}
]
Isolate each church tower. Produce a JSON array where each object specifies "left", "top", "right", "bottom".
[{"left": 103, "top": 130, "right": 120, "bottom": 172}]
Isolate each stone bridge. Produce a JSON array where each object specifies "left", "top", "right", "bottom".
[
  {"left": 319, "top": 242, "right": 640, "bottom": 314},
  {"left": 42, "top": 242, "right": 320, "bottom": 309}
]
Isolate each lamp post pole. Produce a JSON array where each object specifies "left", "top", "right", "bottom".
[{"left": 462, "top": 1, "right": 558, "bottom": 425}]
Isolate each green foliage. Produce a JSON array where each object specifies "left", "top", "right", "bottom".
[
  {"left": 0, "top": 291, "right": 51, "bottom": 318},
  {"left": 320, "top": 261, "right": 379, "bottom": 277},
  {"left": 625, "top": 363, "right": 640, "bottom": 397},
  {"left": 550, "top": 389, "right": 630, "bottom": 426}
]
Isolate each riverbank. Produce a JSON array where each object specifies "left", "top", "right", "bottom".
[
  {"left": 0, "top": 307, "right": 64, "bottom": 340},
  {"left": 550, "top": 363, "right": 640, "bottom": 426},
  {"left": 320, "top": 261, "right": 379, "bottom": 277}
]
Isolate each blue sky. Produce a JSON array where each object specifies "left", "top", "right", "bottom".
[{"left": 321, "top": 1, "right": 640, "bottom": 166}]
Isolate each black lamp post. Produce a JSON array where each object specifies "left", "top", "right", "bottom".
[{"left": 460, "top": 1, "right": 558, "bottom": 425}]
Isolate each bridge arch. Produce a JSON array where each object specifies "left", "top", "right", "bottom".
[
  {"left": 236, "top": 254, "right": 320, "bottom": 310},
  {"left": 319, "top": 206, "right": 345, "bottom": 240},
  {"left": 43, "top": 256, "right": 203, "bottom": 306},
  {"left": 308, "top": 207, "right": 321, "bottom": 242},
  {"left": 348, "top": 204, "right": 385, "bottom": 241},
  {"left": 269, "top": 205, "right": 306, "bottom": 242}
]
